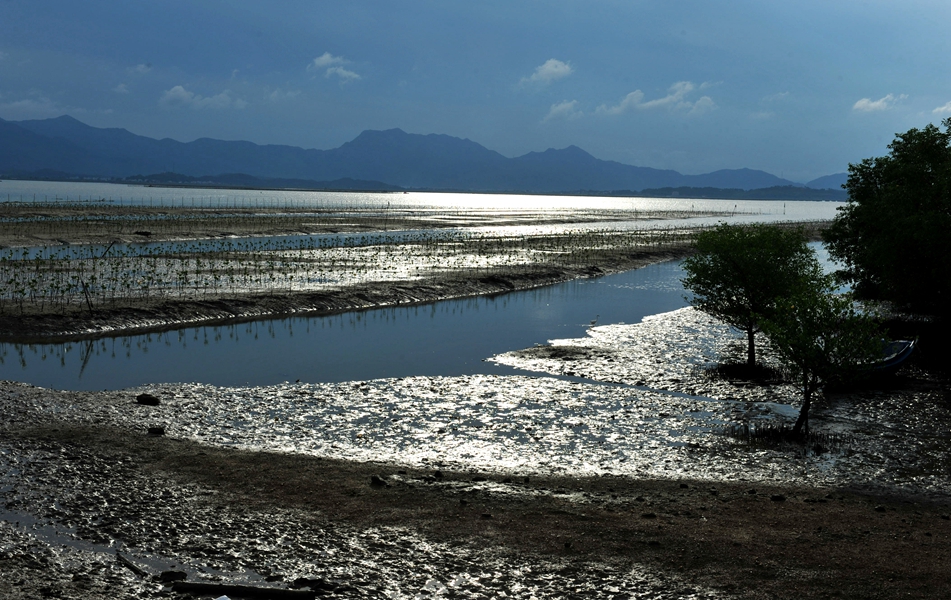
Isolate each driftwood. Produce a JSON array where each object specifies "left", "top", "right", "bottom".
[
  {"left": 115, "top": 553, "right": 149, "bottom": 579},
  {"left": 171, "top": 581, "right": 318, "bottom": 599}
]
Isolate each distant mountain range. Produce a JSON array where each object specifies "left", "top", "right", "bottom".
[{"left": 0, "top": 115, "right": 847, "bottom": 197}]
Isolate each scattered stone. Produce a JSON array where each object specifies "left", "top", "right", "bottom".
[
  {"left": 136, "top": 393, "right": 161, "bottom": 406},
  {"left": 875, "top": 505, "right": 887, "bottom": 512},
  {"left": 370, "top": 475, "right": 388, "bottom": 487},
  {"left": 480, "top": 513, "right": 492, "bottom": 519},
  {"left": 433, "top": 470, "right": 444, "bottom": 478},
  {"left": 147, "top": 426, "right": 165, "bottom": 436},
  {"left": 770, "top": 494, "right": 786, "bottom": 502},
  {"left": 680, "top": 483, "right": 689, "bottom": 489},
  {"left": 641, "top": 512, "right": 657, "bottom": 519}
]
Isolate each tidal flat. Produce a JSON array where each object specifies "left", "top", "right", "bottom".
[
  {"left": 1, "top": 198, "right": 947, "bottom": 599},
  {"left": 2, "top": 308, "right": 950, "bottom": 599}
]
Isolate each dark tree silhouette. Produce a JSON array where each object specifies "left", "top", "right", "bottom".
[
  {"left": 681, "top": 223, "right": 821, "bottom": 366},
  {"left": 824, "top": 118, "right": 951, "bottom": 319}
]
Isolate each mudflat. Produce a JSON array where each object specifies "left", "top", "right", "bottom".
[
  {"left": 2, "top": 370, "right": 949, "bottom": 599},
  {"left": 2, "top": 209, "right": 944, "bottom": 598},
  {"left": 0, "top": 205, "right": 709, "bottom": 342}
]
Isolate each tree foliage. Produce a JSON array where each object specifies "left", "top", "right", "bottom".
[
  {"left": 681, "top": 224, "right": 822, "bottom": 366},
  {"left": 824, "top": 118, "right": 951, "bottom": 317},
  {"left": 760, "top": 276, "right": 882, "bottom": 435}
]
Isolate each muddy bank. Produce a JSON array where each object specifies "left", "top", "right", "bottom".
[
  {"left": 0, "top": 248, "right": 689, "bottom": 343},
  {"left": 1, "top": 380, "right": 950, "bottom": 599},
  {"left": 2, "top": 304, "right": 950, "bottom": 598}
]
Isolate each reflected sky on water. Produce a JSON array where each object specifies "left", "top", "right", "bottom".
[
  {"left": 0, "top": 260, "right": 689, "bottom": 391},
  {"left": 0, "top": 179, "right": 841, "bottom": 219}
]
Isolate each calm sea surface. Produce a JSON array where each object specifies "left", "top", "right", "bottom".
[{"left": 0, "top": 179, "right": 843, "bottom": 225}]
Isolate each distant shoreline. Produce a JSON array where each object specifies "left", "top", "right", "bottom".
[{"left": 0, "top": 174, "right": 847, "bottom": 201}]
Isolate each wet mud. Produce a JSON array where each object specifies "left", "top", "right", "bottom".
[
  {"left": 0, "top": 251, "right": 688, "bottom": 344},
  {"left": 2, "top": 307, "right": 951, "bottom": 598}
]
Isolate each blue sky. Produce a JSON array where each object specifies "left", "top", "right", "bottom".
[{"left": 2, "top": 1, "right": 950, "bottom": 182}]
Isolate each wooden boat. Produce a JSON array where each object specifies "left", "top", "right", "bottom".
[{"left": 869, "top": 339, "right": 917, "bottom": 374}]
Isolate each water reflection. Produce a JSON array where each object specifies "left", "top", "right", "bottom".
[
  {"left": 0, "top": 178, "right": 842, "bottom": 217},
  {"left": 0, "top": 261, "right": 689, "bottom": 390}
]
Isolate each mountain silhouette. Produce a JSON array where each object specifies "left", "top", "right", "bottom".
[{"left": 1, "top": 115, "right": 840, "bottom": 194}]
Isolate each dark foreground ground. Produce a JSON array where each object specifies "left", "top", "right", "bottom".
[{"left": 1, "top": 379, "right": 950, "bottom": 600}]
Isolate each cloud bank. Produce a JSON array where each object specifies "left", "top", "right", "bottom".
[
  {"left": 521, "top": 59, "right": 573, "bottom": 86},
  {"left": 310, "top": 52, "right": 347, "bottom": 70},
  {"left": 159, "top": 86, "right": 247, "bottom": 110},
  {"left": 597, "top": 81, "right": 715, "bottom": 116},
  {"left": 543, "top": 100, "right": 582, "bottom": 122},
  {"left": 326, "top": 66, "right": 361, "bottom": 82},
  {"left": 852, "top": 93, "right": 906, "bottom": 112},
  {"left": 932, "top": 101, "right": 951, "bottom": 115},
  {"left": 308, "top": 52, "right": 361, "bottom": 82}
]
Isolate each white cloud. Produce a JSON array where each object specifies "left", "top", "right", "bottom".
[
  {"left": 639, "top": 81, "right": 694, "bottom": 109},
  {"left": 159, "top": 85, "right": 246, "bottom": 110},
  {"left": 750, "top": 110, "right": 775, "bottom": 120},
  {"left": 309, "top": 52, "right": 347, "bottom": 70},
  {"left": 596, "top": 90, "right": 645, "bottom": 115},
  {"left": 0, "top": 94, "right": 113, "bottom": 120},
  {"left": 128, "top": 63, "right": 152, "bottom": 74},
  {"left": 326, "top": 66, "right": 361, "bottom": 82},
  {"left": 113, "top": 83, "right": 130, "bottom": 94},
  {"left": 688, "top": 95, "right": 716, "bottom": 115},
  {"left": 543, "top": 100, "right": 582, "bottom": 122},
  {"left": 932, "top": 101, "right": 951, "bottom": 115},
  {"left": 521, "top": 59, "right": 573, "bottom": 86},
  {"left": 699, "top": 81, "right": 722, "bottom": 91},
  {"left": 597, "top": 81, "right": 713, "bottom": 116},
  {"left": 267, "top": 88, "right": 301, "bottom": 102},
  {"left": 0, "top": 96, "right": 62, "bottom": 119},
  {"left": 307, "top": 52, "right": 361, "bottom": 82},
  {"left": 852, "top": 93, "right": 907, "bottom": 112},
  {"left": 763, "top": 91, "right": 789, "bottom": 102}
]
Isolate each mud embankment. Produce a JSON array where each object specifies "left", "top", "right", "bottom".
[{"left": 0, "top": 248, "right": 690, "bottom": 343}]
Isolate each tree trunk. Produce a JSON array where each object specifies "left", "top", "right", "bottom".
[
  {"left": 792, "top": 377, "right": 812, "bottom": 437},
  {"left": 747, "top": 328, "right": 756, "bottom": 366}
]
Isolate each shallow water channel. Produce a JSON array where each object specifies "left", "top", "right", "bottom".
[{"left": 0, "top": 260, "right": 688, "bottom": 391}]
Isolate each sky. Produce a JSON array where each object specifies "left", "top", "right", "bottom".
[{"left": 1, "top": 1, "right": 950, "bottom": 182}]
